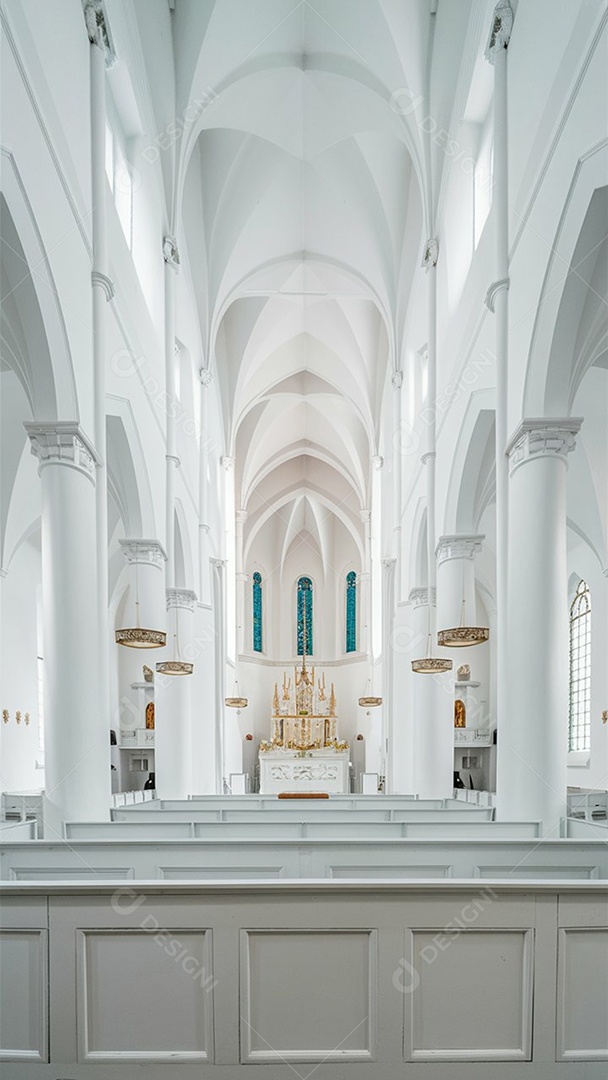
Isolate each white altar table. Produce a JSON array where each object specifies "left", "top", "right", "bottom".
[{"left": 259, "top": 749, "right": 350, "bottom": 795}]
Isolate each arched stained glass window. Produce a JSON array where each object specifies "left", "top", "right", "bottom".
[
  {"left": 346, "top": 571, "right": 357, "bottom": 653},
  {"left": 569, "top": 579, "right": 591, "bottom": 752},
  {"left": 297, "top": 577, "right": 313, "bottom": 656},
  {"left": 252, "top": 572, "right": 263, "bottom": 653}
]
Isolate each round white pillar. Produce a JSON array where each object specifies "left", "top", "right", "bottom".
[
  {"left": 198, "top": 368, "right": 213, "bottom": 606},
  {"left": 25, "top": 422, "right": 110, "bottom": 835},
  {"left": 410, "top": 587, "right": 454, "bottom": 799},
  {"left": 235, "top": 509, "right": 247, "bottom": 656},
  {"left": 118, "top": 539, "right": 167, "bottom": 637},
  {"left": 154, "top": 588, "right": 197, "bottom": 799},
  {"left": 436, "top": 535, "right": 484, "bottom": 632},
  {"left": 498, "top": 418, "right": 582, "bottom": 834}
]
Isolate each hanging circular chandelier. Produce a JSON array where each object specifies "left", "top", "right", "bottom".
[
  {"left": 225, "top": 679, "right": 248, "bottom": 709},
  {"left": 437, "top": 625, "right": 489, "bottom": 648},
  {"left": 358, "top": 695, "right": 383, "bottom": 707},
  {"left": 411, "top": 630, "right": 453, "bottom": 675},
  {"left": 115, "top": 556, "right": 166, "bottom": 648},
  {"left": 437, "top": 559, "right": 489, "bottom": 648},
  {"left": 411, "top": 655, "right": 453, "bottom": 674},
  {"left": 156, "top": 599, "right": 194, "bottom": 676},
  {"left": 156, "top": 659, "right": 194, "bottom": 676}
]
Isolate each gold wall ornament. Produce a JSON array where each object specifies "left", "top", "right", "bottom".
[
  {"left": 15, "top": 710, "right": 22, "bottom": 725},
  {"left": 2, "top": 709, "right": 8, "bottom": 724},
  {"left": 602, "top": 710, "right": 608, "bottom": 725},
  {"left": 145, "top": 702, "right": 155, "bottom": 729},
  {"left": 143, "top": 665, "right": 154, "bottom": 683},
  {"left": 272, "top": 683, "right": 280, "bottom": 715},
  {"left": 24, "top": 712, "right": 30, "bottom": 726},
  {"left": 454, "top": 699, "right": 466, "bottom": 728}
]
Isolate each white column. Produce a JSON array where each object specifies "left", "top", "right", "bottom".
[
  {"left": 198, "top": 368, "right": 213, "bottom": 606},
  {"left": 155, "top": 588, "right": 196, "bottom": 799},
  {"left": 382, "top": 557, "right": 396, "bottom": 791},
  {"left": 423, "top": 240, "right": 439, "bottom": 606},
  {"left": 163, "top": 236, "right": 180, "bottom": 589},
  {"left": 485, "top": 0, "right": 513, "bottom": 778},
  {"left": 84, "top": 0, "right": 115, "bottom": 767},
  {"left": 24, "top": 423, "right": 109, "bottom": 835},
  {"left": 499, "top": 418, "right": 582, "bottom": 834},
  {"left": 410, "top": 586, "right": 454, "bottom": 799},
  {"left": 436, "top": 535, "right": 485, "bottom": 632},
  {"left": 359, "top": 510, "right": 371, "bottom": 656},
  {"left": 391, "top": 370, "right": 403, "bottom": 601},
  {"left": 118, "top": 539, "right": 167, "bottom": 635},
  {"left": 235, "top": 509, "right": 248, "bottom": 656},
  {"left": 222, "top": 457, "right": 236, "bottom": 666},
  {"left": 212, "top": 558, "right": 227, "bottom": 791}
]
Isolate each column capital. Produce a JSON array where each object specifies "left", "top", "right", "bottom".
[
  {"left": 24, "top": 421, "right": 99, "bottom": 484},
  {"left": 235, "top": 509, "right": 248, "bottom": 525},
  {"left": 382, "top": 557, "right": 397, "bottom": 570},
  {"left": 221, "top": 455, "right": 235, "bottom": 471},
  {"left": 485, "top": 0, "right": 514, "bottom": 63},
  {"left": 409, "top": 586, "right": 436, "bottom": 608},
  {"left": 436, "top": 534, "right": 485, "bottom": 564},
  {"left": 119, "top": 539, "right": 167, "bottom": 567},
  {"left": 166, "top": 588, "right": 198, "bottom": 611},
  {"left": 506, "top": 418, "right": 583, "bottom": 475},
  {"left": 372, "top": 454, "right": 384, "bottom": 471},
  {"left": 422, "top": 238, "right": 439, "bottom": 269},
  {"left": 162, "top": 235, "right": 180, "bottom": 271},
  {"left": 391, "top": 370, "right": 403, "bottom": 390},
  {"left": 359, "top": 509, "right": 371, "bottom": 524},
  {"left": 83, "top": 1, "right": 117, "bottom": 66},
  {"left": 199, "top": 368, "right": 213, "bottom": 387}
]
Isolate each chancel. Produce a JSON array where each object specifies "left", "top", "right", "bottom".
[{"left": 0, "top": 0, "right": 607, "bottom": 1076}]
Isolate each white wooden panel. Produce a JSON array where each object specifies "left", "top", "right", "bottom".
[
  {"left": 10, "top": 866, "right": 134, "bottom": 881},
  {"left": 77, "top": 929, "right": 213, "bottom": 1062},
  {"left": 558, "top": 929, "right": 608, "bottom": 1060},
  {"left": 475, "top": 864, "right": 600, "bottom": 880},
  {"left": 329, "top": 864, "right": 453, "bottom": 879},
  {"left": 408, "top": 929, "right": 533, "bottom": 1061},
  {"left": 159, "top": 865, "right": 286, "bottom": 880},
  {"left": 240, "top": 929, "right": 376, "bottom": 1063},
  {"left": 0, "top": 930, "right": 47, "bottom": 1061}
]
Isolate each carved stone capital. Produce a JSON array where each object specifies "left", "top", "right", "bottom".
[
  {"left": 372, "top": 455, "right": 384, "bottom": 471},
  {"left": 221, "top": 456, "right": 235, "bottom": 471},
  {"left": 422, "top": 237, "right": 439, "bottom": 269},
  {"left": 166, "top": 588, "right": 198, "bottom": 611},
  {"left": 24, "top": 422, "right": 99, "bottom": 484},
  {"left": 359, "top": 509, "right": 371, "bottom": 524},
  {"left": 485, "top": 0, "right": 514, "bottom": 63},
  {"left": 162, "top": 235, "right": 180, "bottom": 271},
  {"left": 83, "top": 1, "right": 116, "bottom": 67},
  {"left": 382, "top": 557, "right": 397, "bottom": 570},
  {"left": 119, "top": 539, "right": 167, "bottom": 567},
  {"left": 199, "top": 368, "right": 213, "bottom": 387},
  {"left": 436, "top": 534, "right": 485, "bottom": 564},
  {"left": 485, "top": 277, "right": 510, "bottom": 312},
  {"left": 506, "top": 418, "right": 583, "bottom": 475},
  {"left": 91, "top": 270, "right": 115, "bottom": 300},
  {"left": 391, "top": 370, "right": 404, "bottom": 390},
  {"left": 235, "top": 509, "right": 248, "bottom": 525},
  {"left": 409, "top": 586, "right": 436, "bottom": 608}
]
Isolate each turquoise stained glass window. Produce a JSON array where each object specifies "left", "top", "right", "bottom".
[
  {"left": 346, "top": 571, "right": 357, "bottom": 653},
  {"left": 297, "top": 576, "right": 313, "bottom": 656},
  {"left": 253, "top": 572, "right": 262, "bottom": 653}
]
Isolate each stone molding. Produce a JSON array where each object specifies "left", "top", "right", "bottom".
[
  {"left": 409, "top": 586, "right": 437, "bottom": 608},
  {"left": 119, "top": 539, "right": 167, "bottom": 567},
  {"left": 506, "top": 418, "right": 583, "bottom": 475},
  {"left": 24, "top": 421, "right": 99, "bottom": 484},
  {"left": 436, "top": 534, "right": 485, "bottom": 564},
  {"left": 91, "top": 270, "right": 115, "bottom": 300},
  {"left": 485, "top": 0, "right": 514, "bottom": 63},
  {"left": 391, "top": 370, "right": 404, "bottom": 390},
  {"left": 199, "top": 368, "right": 213, "bottom": 387},
  {"left": 83, "top": 0, "right": 116, "bottom": 66},
  {"left": 485, "top": 277, "right": 509, "bottom": 312},
  {"left": 422, "top": 237, "right": 439, "bottom": 269},
  {"left": 162, "top": 235, "right": 180, "bottom": 271},
  {"left": 166, "top": 588, "right": 198, "bottom": 610}
]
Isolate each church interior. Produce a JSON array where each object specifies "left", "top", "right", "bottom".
[{"left": 0, "top": 0, "right": 607, "bottom": 1075}]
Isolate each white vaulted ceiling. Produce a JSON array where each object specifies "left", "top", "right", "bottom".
[{"left": 171, "top": 0, "right": 473, "bottom": 572}]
